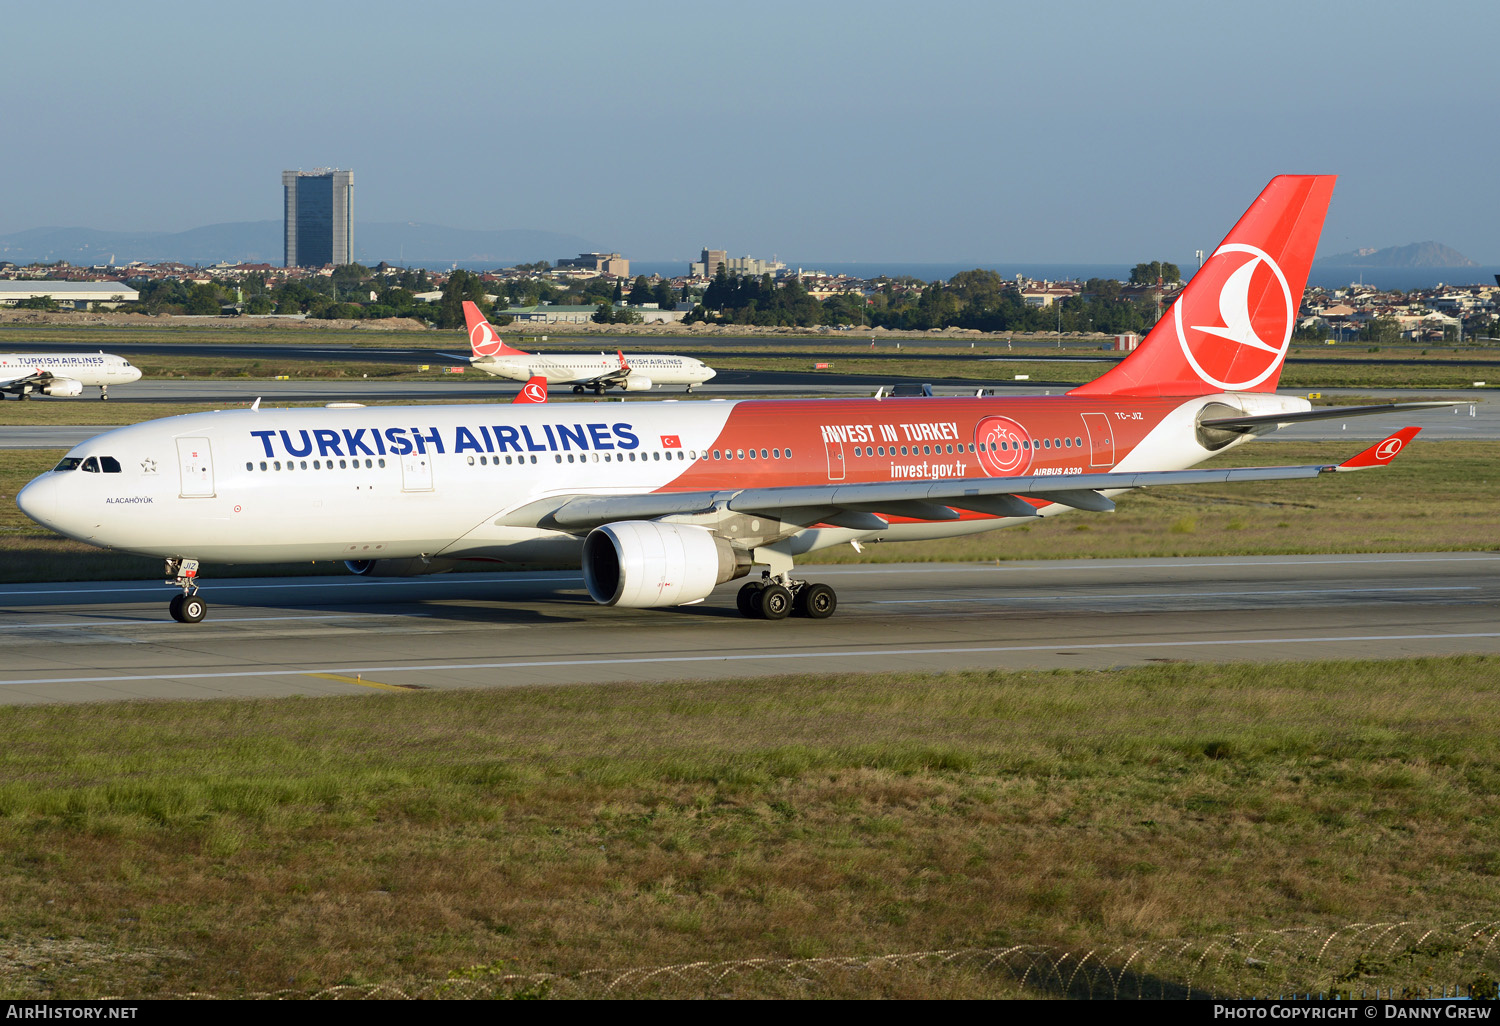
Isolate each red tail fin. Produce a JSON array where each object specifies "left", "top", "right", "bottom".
[
  {"left": 462, "top": 301, "right": 528, "bottom": 358},
  {"left": 1071, "top": 175, "right": 1336, "bottom": 397},
  {"left": 512, "top": 375, "right": 548, "bottom": 404}
]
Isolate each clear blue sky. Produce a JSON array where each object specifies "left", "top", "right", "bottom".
[{"left": 3, "top": 0, "right": 1495, "bottom": 264}]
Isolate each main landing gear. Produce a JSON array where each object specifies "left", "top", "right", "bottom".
[
  {"left": 735, "top": 573, "right": 837, "bottom": 620},
  {"left": 165, "top": 557, "right": 207, "bottom": 623}
]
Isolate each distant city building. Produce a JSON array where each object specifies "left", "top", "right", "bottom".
[
  {"left": 282, "top": 169, "right": 354, "bottom": 268},
  {"left": 690, "top": 249, "right": 784, "bottom": 277},
  {"left": 0, "top": 280, "right": 138, "bottom": 309},
  {"left": 690, "top": 249, "right": 728, "bottom": 278},
  {"left": 555, "top": 252, "right": 629, "bottom": 277}
]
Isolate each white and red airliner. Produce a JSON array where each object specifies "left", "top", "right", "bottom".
[
  {"left": 17, "top": 175, "right": 1451, "bottom": 623},
  {"left": 448, "top": 309, "right": 716, "bottom": 394}
]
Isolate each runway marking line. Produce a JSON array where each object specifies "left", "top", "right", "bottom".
[
  {"left": 2, "top": 631, "right": 1499, "bottom": 688},
  {"left": 304, "top": 672, "right": 426, "bottom": 692}
]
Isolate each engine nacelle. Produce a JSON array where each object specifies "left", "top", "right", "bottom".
[
  {"left": 40, "top": 378, "right": 83, "bottom": 397},
  {"left": 621, "top": 375, "right": 653, "bottom": 392},
  {"left": 583, "top": 521, "right": 748, "bottom": 607},
  {"left": 344, "top": 557, "right": 455, "bottom": 577}
]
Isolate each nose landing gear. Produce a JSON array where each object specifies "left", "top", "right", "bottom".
[
  {"left": 165, "top": 557, "right": 207, "bottom": 623},
  {"left": 736, "top": 574, "right": 837, "bottom": 620}
]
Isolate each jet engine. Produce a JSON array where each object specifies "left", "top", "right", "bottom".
[
  {"left": 40, "top": 379, "right": 83, "bottom": 397},
  {"left": 621, "top": 376, "right": 654, "bottom": 392},
  {"left": 344, "top": 557, "right": 455, "bottom": 577},
  {"left": 582, "top": 521, "right": 749, "bottom": 607}
]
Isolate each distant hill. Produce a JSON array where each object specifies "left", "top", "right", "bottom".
[
  {"left": 0, "top": 221, "right": 599, "bottom": 269},
  {"left": 1320, "top": 241, "right": 1478, "bottom": 268}
]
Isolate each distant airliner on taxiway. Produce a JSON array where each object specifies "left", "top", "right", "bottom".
[
  {"left": 0, "top": 351, "right": 140, "bottom": 400},
  {"left": 442, "top": 306, "right": 716, "bottom": 394}
]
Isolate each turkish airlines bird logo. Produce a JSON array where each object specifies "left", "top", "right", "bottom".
[
  {"left": 1175, "top": 243, "right": 1294, "bottom": 391},
  {"left": 974, "top": 416, "right": 1033, "bottom": 477},
  {"left": 470, "top": 320, "right": 504, "bottom": 357},
  {"left": 521, "top": 381, "right": 547, "bottom": 403},
  {"left": 1375, "top": 436, "right": 1404, "bottom": 460}
]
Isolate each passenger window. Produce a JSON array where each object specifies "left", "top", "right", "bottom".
[
  {"left": 530, "top": 455, "right": 537, "bottom": 464},
  {"left": 365, "top": 459, "right": 372, "bottom": 468},
  {"left": 713, "top": 450, "right": 721, "bottom": 459},
  {"left": 760, "top": 449, "right": 767, "bottom": 459},
  {"left": 339, "top": 459, "right": 347, "bottom": 468},
  {"left": 737, "top": 449, "right": 745, "bottom": 459},
  {"left": 785, "top": 449, "right": 792, "bottom": 458},
  {"left": 467, "top": 456, "right": 476, "bottom": 465},
  {"left": 749, "top": 449, "right": 756, "bottom": 460},
  {"left": 260, "top": 461, "right": 268, "bottom": 471},
  {"left": 245, "top": 462, "right": 253, "bottom": 471}
]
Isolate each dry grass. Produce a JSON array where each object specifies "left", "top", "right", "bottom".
[{"left": 1, "top": 657, "right": 1498, "bottom": 998}]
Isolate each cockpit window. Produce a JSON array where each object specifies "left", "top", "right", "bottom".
[
  {"left": 53, "top": 457, "right": 83, "bottom": 472},
  {"left": 81, "top": 457, "right": 100, "bottom": 473},
  {"left": 100, "top": 456, "right": 122, "bottom": 473}
]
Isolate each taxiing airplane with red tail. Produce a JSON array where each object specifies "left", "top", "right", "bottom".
[
  {"left": 447, "top": 304, "right": 716, "bottom": 393},
  {"left": 17, "top": 176, "right": 1454, "bottom": 623}
]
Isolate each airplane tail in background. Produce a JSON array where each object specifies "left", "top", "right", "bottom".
[
  {"left": 512, "top": 375, "right": 548, "bottom": 404},
  {"left": 1070, "top": 175, "right": 1336, "bottom": 398},
  {"left": 463, "top": 301, "right": 529, "bottom": 359}
]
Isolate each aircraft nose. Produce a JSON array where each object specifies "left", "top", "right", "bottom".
[
  {"left": 16, "top": 473, "right": 59, "bottom": 531},
  {"left": 701, "top": 364, "right": 716, "bottom": 381},
  {"left": 127, "top": 366, "right": 143, "bottom": 382}
]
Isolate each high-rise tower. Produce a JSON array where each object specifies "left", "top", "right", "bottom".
[{"left": 282, "top": 168, "right": 353, "bottom": 267}]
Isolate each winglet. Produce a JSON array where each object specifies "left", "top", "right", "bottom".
[
  {"left": 1337, "top": 426, "right": 1422, "bottom": 470},
  {"left": 512, "top": 375, "right": 548, "bottom": 404},
  {"left": 463, "top": 301, "right": 528, "bottom": 358}
]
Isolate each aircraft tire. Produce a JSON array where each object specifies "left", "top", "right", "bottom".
[
  {"left": 169, "top": 595, "right": 186, "bottom": 622},
  {"left": 572, "top": 385, "right": 584, "bottom": 394},
  {"left": 793, "top": 583, "right": 837, "bottom": 619},
  {"left": 736, "top": 582, "right": 763, "bottom": 618},
  {"left": 757, "top": 584, "right": 792, "bottom": 620},
  {"left": 179, "top": 596, "right": 207, "bottom": 623}
]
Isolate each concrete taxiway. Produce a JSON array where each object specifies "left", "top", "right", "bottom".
[{"left": 0, "top": 552, "right": 1494, "bottom": 705}]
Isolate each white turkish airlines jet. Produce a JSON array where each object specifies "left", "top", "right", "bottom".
[
  {"left": 0, "top": 351, "right": 141, "bottom": 400},
  {"left": 17, "top": 175, "right": 1455, "bottom": 623},
  {"left": 446, "top": 305, "right": 717, "bottom": 393}
]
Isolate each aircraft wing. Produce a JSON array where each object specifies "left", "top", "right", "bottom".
[
  {"left": 0, "top": 369, "right": 51, "bottom": 391},
  {"left": 545, "top": 428, "right": 1421, "bottom": 531},
  {"left": 1201, "top": 401, "right": 1459, "bottom": 432},
  {"left": 579, "top": 366, "right": 631, "bottom": 388}
]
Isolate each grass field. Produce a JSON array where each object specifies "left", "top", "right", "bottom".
[
  {"left": 1, "top": 440, "right": 1493, "bottom": 584},
  {"left": 2, "top": 657, "right": 1498, "bottom": 998}
]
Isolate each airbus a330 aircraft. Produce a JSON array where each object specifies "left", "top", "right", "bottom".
[
  {"left": 18, "top": 175, "right": 1454, "bottom": 623},
  {"left": 0, "top": 351, "right": 141, "bottom": 400},
  {"left": 445, "top": 307, "right": 717, "bottom": 393}
]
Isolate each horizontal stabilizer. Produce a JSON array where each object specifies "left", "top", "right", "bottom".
[{"left": 1201, "top": 401, "right": 1458, "bottom": 432}]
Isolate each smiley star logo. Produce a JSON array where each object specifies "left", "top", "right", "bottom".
[{"left": 141, "top": 458, "right": 157, "bottom": 474}]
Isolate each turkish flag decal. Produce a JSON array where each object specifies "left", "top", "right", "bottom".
[{"left": 660, "top": 435, "right": 682, "bottom": 448}]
